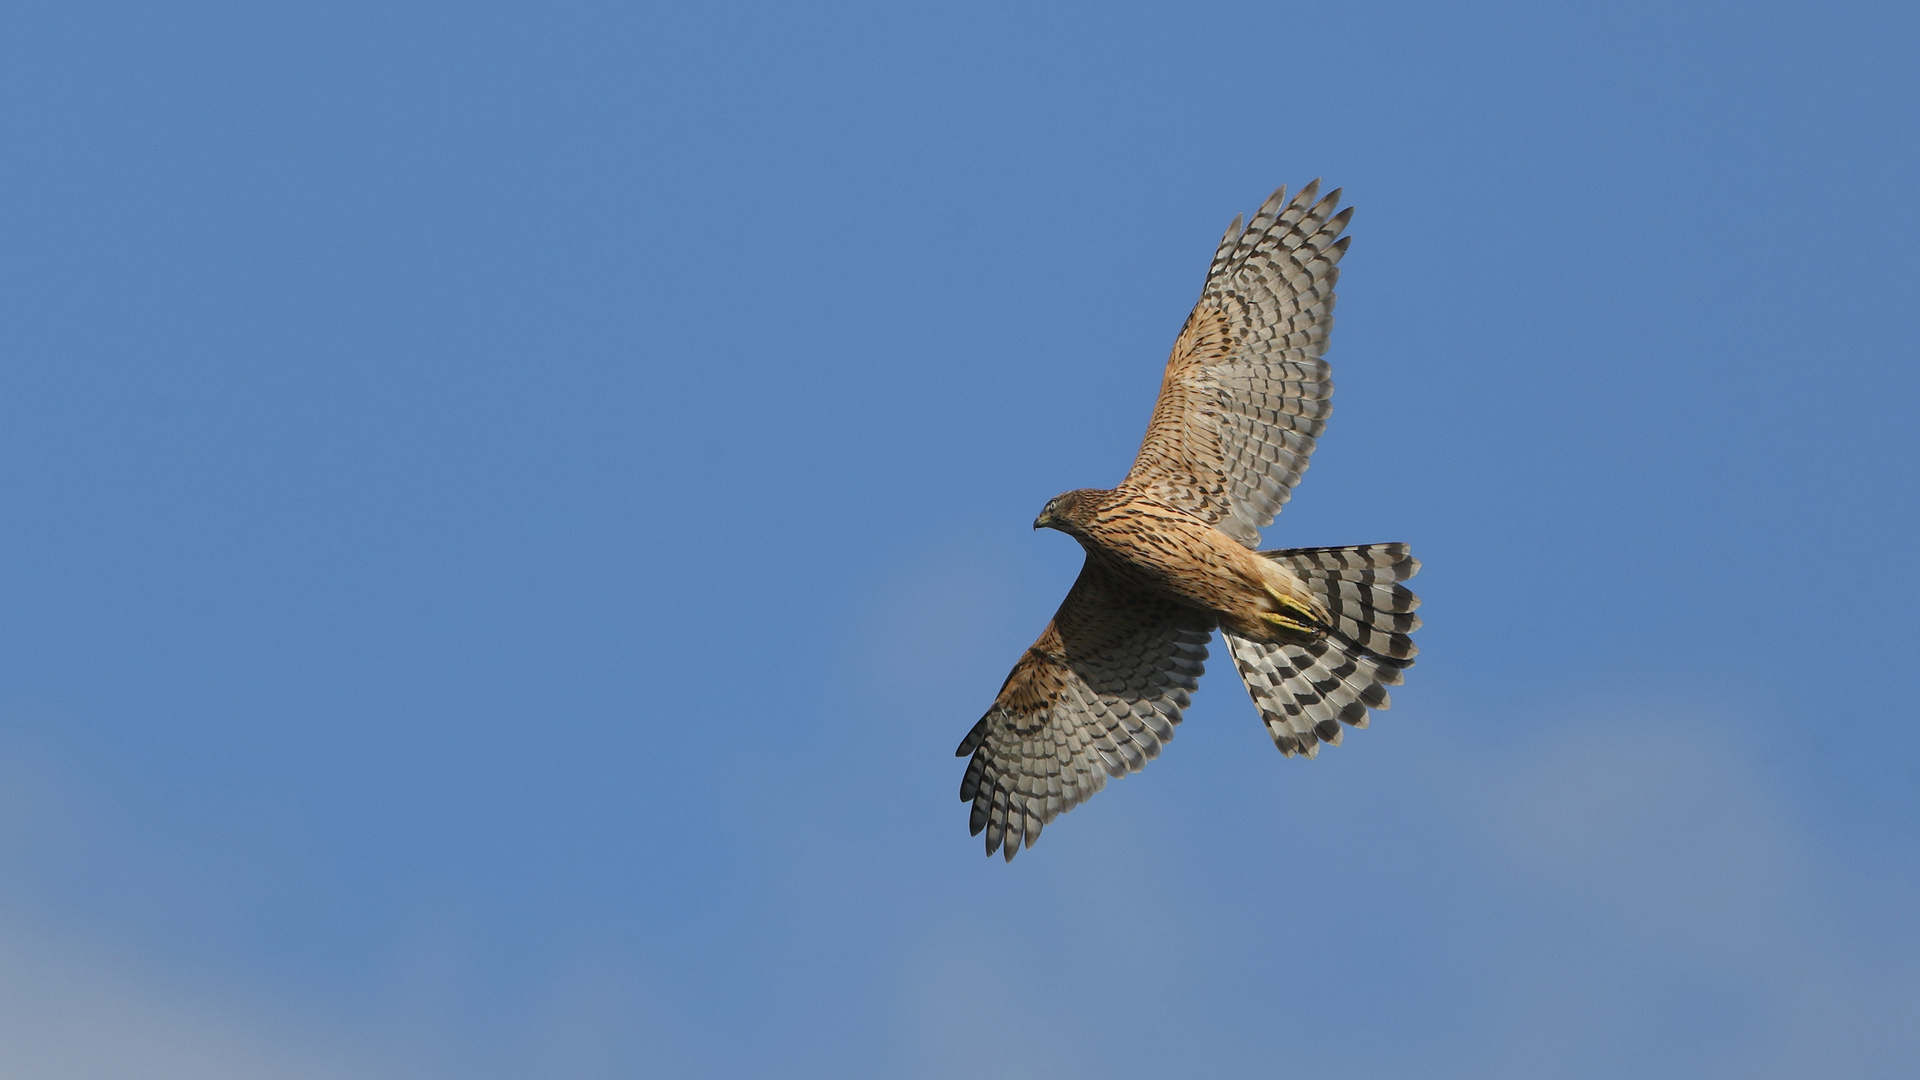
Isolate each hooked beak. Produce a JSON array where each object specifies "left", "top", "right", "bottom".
[{"left": 1033, "top": 511, "right": 1053, "bottom": 530}]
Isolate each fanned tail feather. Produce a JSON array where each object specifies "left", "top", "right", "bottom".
[{"left": 1226, "top": 543, "right": 1420, "bottom": 757}]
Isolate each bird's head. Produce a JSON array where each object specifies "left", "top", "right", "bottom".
[{"left": 1033, "top": 489, "right": 1099, "bottom": 534}]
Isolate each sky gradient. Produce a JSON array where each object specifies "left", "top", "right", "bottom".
[{"left": 2, "top": 2, "right": 1917, "bottom": 1077}]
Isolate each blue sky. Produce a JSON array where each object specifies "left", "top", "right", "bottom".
[{"left": 2, "top": 2, "right": 1916, "bottom": 1077}]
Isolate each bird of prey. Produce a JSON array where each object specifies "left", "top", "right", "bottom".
[{"left": 957, "top": 181, "right": 1421, "bottom": 860}]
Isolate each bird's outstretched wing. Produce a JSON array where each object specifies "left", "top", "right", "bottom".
[
  {"left": 956, "top": 560, "right": 1213, "bottom": 860},
  {"left": 1123, "top": 181, "right": 1351, "bottom": 548}
]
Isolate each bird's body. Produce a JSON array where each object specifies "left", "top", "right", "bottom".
[
  {"left": 958, "top": 181, "right": 1422, "bottom": 860},
  {"left": 1035, "top": 486, "right": 1325, "bottom": 645}
]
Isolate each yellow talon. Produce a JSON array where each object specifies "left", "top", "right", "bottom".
[
  {"left": 1260, "top": 611, "right": 1316, "bottom": 634},
  {"left": 1265, "top": 587, "right": 1323, "bottom": 624}
]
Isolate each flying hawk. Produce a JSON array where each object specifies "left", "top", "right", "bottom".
[{"left": 958, "top": 181, "right": 1421, "bottom": 860}]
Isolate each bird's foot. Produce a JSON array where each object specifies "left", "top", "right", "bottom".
[
  {"left": 1259, "top": 611, "right": 1319, "bottom": 636},
  {"left": 1259, "top": 590, "right": 1326, "bottom": 642}
]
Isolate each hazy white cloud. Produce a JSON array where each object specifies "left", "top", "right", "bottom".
[
  {"left": 0, "top": 745, "right": 700, "bottom": 1080},
  {"left": 894, "top": 709, "right": 1920, "bottom": 1080},
  {"left": 0, "top": 745, "right": 415, "bottom": 1080},
  {"left": 0, "top": 906, "right": 413, "bottom": 1080},
  {"left": 1467, "top": 718, "right": 1920, "bottom": 1078},
  {"left": 4, "top": 705, "right": 1915, "bottom": 1080}
]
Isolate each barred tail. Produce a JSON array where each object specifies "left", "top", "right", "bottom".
[{"left": 1226, "top": 543, "right": 1421, "bottom": 758}]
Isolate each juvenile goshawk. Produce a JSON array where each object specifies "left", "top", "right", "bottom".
[{"left": 957, "top": 181, "right": 1422, "bottom": 860}]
